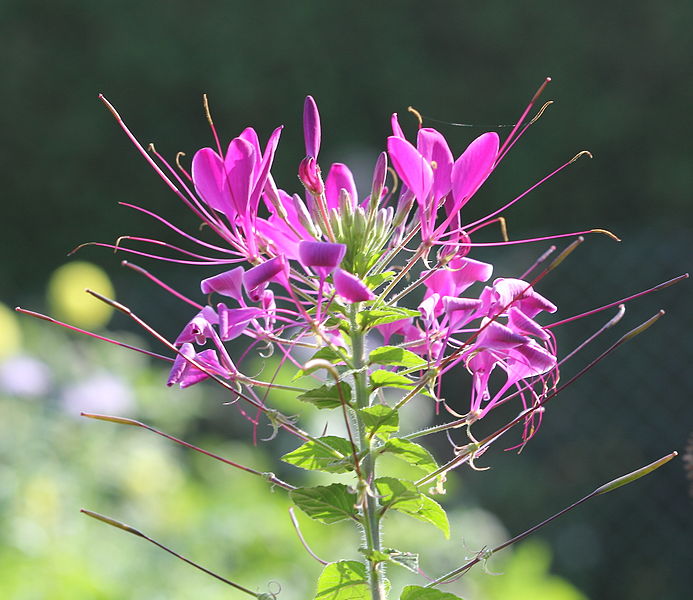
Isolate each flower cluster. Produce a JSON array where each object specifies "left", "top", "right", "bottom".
[{"left": 116, "top": 94, "right": 571, "bottom": 432}]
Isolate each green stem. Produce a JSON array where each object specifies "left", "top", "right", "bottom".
[{"left": 349, "top": 305, "right": 386, "bottom": 600}]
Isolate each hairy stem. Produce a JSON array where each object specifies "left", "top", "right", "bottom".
[{"left": 349, "top": 305, "right": 386, "bottom": 600}]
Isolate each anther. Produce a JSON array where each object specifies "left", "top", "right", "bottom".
[
  {"left": 528, "top": 100, "right": 554, "bottom": 126},
  {"left": 202, "top": 93, "right": 214, "bottom": 128},
  {"left": 407, "top": 105, "right": 424, "bottom": 128},
  {"left": 175, "top": 152, "right": 187, "bottom": 171},
  {"left": 498, "top": 217, "right": 509, "bottom": 242},
  {"left": 569, "top": 150, "right": 593, "bottom": 163},
  {"left": 590, "top": 228, "right": 621, "bottom": 242}
]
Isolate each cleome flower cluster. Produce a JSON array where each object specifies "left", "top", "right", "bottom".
[{"left": 108, "top": 93, "right": 577, "bottom": 437}]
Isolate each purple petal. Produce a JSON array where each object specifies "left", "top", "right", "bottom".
[
  {"left": 369, "top": 152, "right": 388, "bottom": 206},
  {"left": 224, "top": 137, "right": 256, "bottom": 215},
  {"left": 325, "top": 163, "right": 358, "bottom": 211},
  {"left": 244, "top": 256, "right": 287, "bottom": 300},
  {"left": 477, "top": 321, "right": 528, "bottom": 350},
  {"left": 507, "top": 307, "right": 550, "bottom": 340},
  {"left": 175, "top": 309, "right": 217, "bottom": 345},
  {"left": 298, "top": 241, "right": 346, "bottom": 277},
  {"left": 303, "top": 96, "right": 321, "bottom": 158},
  {"left": 451, "top": 132, "right": 499, "bottom": 209},
  {"left": 333, "top": 268, "right": 375, "bottom": 303},
  {"left": 200, "top": 266, "right": 245, "bottom": 301},
  {"left": 387, "top": 136, "right": 433, "bottom": 205},
  {"left": 217, "top": 304, "right": 263, "bottom": 341},
  {"left": 167, "top": 343, "right": 196, "bottom": 386},
  {"left": 239, "top": 127, "right": 261, "bottom": 158},
  {"left": 192, "top": 148, "right": 232, "bottom": 215}
]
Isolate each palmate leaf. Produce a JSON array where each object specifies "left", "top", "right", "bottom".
[
  {"left": 314, "top": 561, "right": 369, "bottom": 600},
  {"left": 375, "top": 477, "right": 450, "bottom": 539},
  {"left": 357, "top": 306, "right": 420, "bottom": 329},
  {"left": 399, "top": 586, "right": 463, "bottom": 600},
  {"left": 382, "top": 438, "right": 439, "bottom": 474},
  {"left": 281, "top": 436, "right": 355, "bottom": 473},
  {"left": 369, "top": 346, "right": 427, "bottom": 369},
  {"left": 294, "top": 346, "right": 345, "bottom": 380},
  {"left": 358, "top": 405, "right": 399, "bottom": 439},
  {"left": 375, "top": 477, "right": 422, "bottom": 513},
  {"left": 290, "top": 484, "right": 358, "bottom": 524},
  {"left": 297, "top": 382, "right": 352, "bottom": 410},
  {"left": 369, "top": 369, "right": 415, "bottom": 391}
]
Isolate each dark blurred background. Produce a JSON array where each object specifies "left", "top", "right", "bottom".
[{"left": 2, "top": 1, "right": 691, "bottom": 599}]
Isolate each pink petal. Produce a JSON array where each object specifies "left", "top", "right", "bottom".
[
  {"left": 492, "top": 278, "right": 557, "bottom": 318},
  {"left": 325, "top": 163, "right": 358, "bottom": 211},
  {"left": 224, "top": 137, "right": 256, "bottom": 215},
  {"left": 387, "top": 136, "right": 434, "bottom": 205},
  {"left": 507, "top": 307, "right": 550, "bottom": 340},
  {"left": 451, "top": 132, "right": 499, "bottom": 209},
  {"left": 390, "top": 113, "right": 405, "bottom": 139},
  {"left": 192, "top": 148, "right": 232, "bottom": 215},
  {"left": 303, "top": 95, "right": 321, "bottom": 158},
  {"left": 333, "top": 268, "right": 375, "bottom": 303},
  {"left": 507, "top": 341, "right": 557, "bottom": 379},
  {"left": 443, "top": 297, "right": 483, "bottom": 331},
  {"left": 417, "top": 128, "right": 453, "bottom": 201},
  {"left": 249, "top": 126, "right": 283, "bottom": 214}
]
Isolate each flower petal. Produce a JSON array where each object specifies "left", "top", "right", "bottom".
[
  {"left": 200, "top": 266, "right": 245, "bottom": 301},
  {"left": 325, "top": 163, "right": 358, "bottom": 211},
  {"left": 298, "top": 241, "right": 346, "bottom": 277},
  {"left": 333, "top": 268, "right": 375, "bottom": 303},
  {"left": 192, "top": 148, "right": 232, "bottom": 215},
  {"left": 387, "top": 136, "right": 434, "bottom": 205},
  {"left": 303, "top": 95, "right": 321, "bottom": 158},
  {"left": 224, "top": 137, "right": 256, "bottom": 215},
  {"left": 417, "top": 128, "right": 453, "bottom": 201},
  {"left": 451, "top": 132, "right": 499, "bottom": 209}
]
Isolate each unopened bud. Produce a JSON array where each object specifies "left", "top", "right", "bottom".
[{"left": 298, "top": 156, "right": 324, "bottom": 195}]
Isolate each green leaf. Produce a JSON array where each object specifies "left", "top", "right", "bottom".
[
  {"left": 294, "top": 347, "right": 345, "bottom": 380},
  {"left": 375, "top": 477, "right": 422, "bottom": 513},
  {"left": 281, "top": 436, "right": 355, "bottom": 473},
  {"left": 314, "top": 561, "right": 369, "bottom": 600},
  {"left": 375, "top": 477, "right": 450, "bottom": 538},
  {"left": 297, "top": 382, "right": 352, "bottom": 410},
  {"left": 369, "top": 346, "right": 427, "bottom": 369},
  {"left": 290, "top": 484, "right": 358, "bottom": 524},
  {"left": 370, "top": 369, "right": 415, "bottom": 391},
  {"left": 358, "top": 306, "right": 420, "bottom": 329},
  {"left": 400, "top": 586, "right": 463, "bottom": 600},
  {"left": 357, "top": 405, "right": 399, "bottom": 439},
  {"left": 413, "top": 495, "right": 450, "bottom": 539},
  {"left": 382, "top": 438, "right": 438, "bottom": 474},
  {"left": 364, "top": 271, "right": 395, "bottom": 290}
]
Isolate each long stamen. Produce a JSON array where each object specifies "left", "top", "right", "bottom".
[
  {"left": 80, "top": 510, "right": 259, "bottom": 596},
  {"left": 547, "top": 273, "right": 688, "bottom": 329},
  {"left": 15, "top": 307, "right": 172, "bottom": 362}
]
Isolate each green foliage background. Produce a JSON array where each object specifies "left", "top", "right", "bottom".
[{"left": 2, "top": 1, "right": 691, "bottom": 599}]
